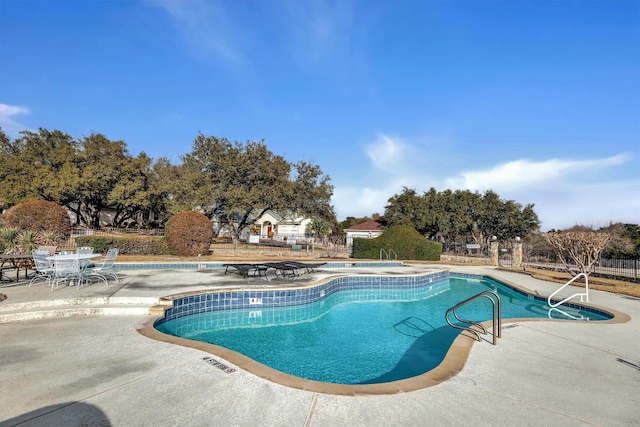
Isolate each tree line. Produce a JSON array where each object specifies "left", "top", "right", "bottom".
[
  {"left": 0, "top": 128, "right": 335, "bottom": 241},
  {"left": 381, "top": 187, "right": 540, "bottom": 242},
  {"left": 4, "top": 126, "right": 638, "bottom": 267},
  {"left": 1, "top": 126, "right": 552, "bottom": 245}
]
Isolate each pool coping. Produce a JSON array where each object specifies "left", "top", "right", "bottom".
[{"left": 136, "top": 272, "right": 631, "bottom": 396}]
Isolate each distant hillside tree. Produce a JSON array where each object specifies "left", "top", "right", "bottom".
[
  {"left": 384, "top": 187, "right": 540, "bottom": 242},
  {"left": 600, "top": 223, "right": 640, "bottom": 259}
]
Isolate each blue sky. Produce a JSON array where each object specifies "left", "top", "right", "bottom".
[{"left": 1, "top": 0, "right": 639, "bottom": 231}]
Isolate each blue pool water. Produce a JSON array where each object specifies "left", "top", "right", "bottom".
[{"left": 155, "top": 275, "right": 611, "bottom": 384}]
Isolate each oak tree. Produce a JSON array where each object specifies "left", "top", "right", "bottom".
[
  {"left": 384, "top": 187, "right": 540, "bottom": 242},
  {"left": 172, "top": 134, "right": 334, "bottom": 241}
]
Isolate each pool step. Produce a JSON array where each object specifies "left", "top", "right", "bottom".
[{"left": 0, "top": 296, "right": 160, "bottom": 323}]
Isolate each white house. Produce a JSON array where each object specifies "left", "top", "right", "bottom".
[
  {"left": 252, "top": 210, "right": 312, "bottom": 240},
  {"left": 344, "top": 219, "right": 384, "bottom": 247}
]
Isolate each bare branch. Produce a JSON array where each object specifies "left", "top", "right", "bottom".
[{"left": 543, "top": 231, "right": 611, "bottom": 276}]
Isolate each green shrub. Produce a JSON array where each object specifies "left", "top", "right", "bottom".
[
  {"left": 352, "top": 225, "right": 442, "bottom": 261},
  {"left": 352, "top": 237, "right": 381, "bottom": 260},
  {"left": 75, "top": 236, "right": 171, "bottom": 255},
  {"left": 164, "top": 211, "right": 213, "bottom": 256},
  {"left": 2, "top": 200, "right": 72, "bottom": 243}
]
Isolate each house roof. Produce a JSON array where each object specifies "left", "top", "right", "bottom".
[{"left": 344, "top": 219, "right": 384, "bottom": 232}]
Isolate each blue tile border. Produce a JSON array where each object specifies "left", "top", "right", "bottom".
[
  {"left": 154, "top": 270, "right": 614, "bottom": 327},
  {"left": 156, "top": 271, "right": 449, "bottom": 325}
]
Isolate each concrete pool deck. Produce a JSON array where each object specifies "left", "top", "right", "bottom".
[{"left": 0, "top": 263, "right": 639, "bottom": 426}]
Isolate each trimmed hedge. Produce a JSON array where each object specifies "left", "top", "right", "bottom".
[
  {"left": 2, "top": 200, "right": 72, "bottom": 242},
  {"left": 352, "top": 225, "right": 442, "bottom": 261},
  {"left": 75, "top": 236, "right": 171, "bottom": 255},
  {"left": 165, "top": 211, "right": 213, "bottom": 256}
]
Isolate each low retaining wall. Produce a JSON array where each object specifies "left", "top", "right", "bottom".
[{"left": 440, "top": 254, "right": 492, "bottom": 265}]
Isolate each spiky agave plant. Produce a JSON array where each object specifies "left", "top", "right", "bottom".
[
  {"left": 18, "top": 230, "right": 39, "bottom": 253},
  {"left": 0, "top": 227, "right": 20, "bottom": 254},
  {"left": 39, "top": 230, "right": 57, "bottom": 246}
]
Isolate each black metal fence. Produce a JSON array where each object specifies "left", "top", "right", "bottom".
[
  {"left": 524, "top": 249, "right": 639, "bottom": 282},
  {"left": 442, "top": 242, "right": 639, "bottom": 282},
  {"left": 57, "top": 228, "right": 351, "bottom": 256},
  {"left": 72, "top": 228, "right": 164, "bottom": 237}
]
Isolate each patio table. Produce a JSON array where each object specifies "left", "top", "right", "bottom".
[
  {"left": 49, "top": 253, "right": 102, "bottom": 261},
  {"left": 47, "top": 253, "right": 103, "bottom": 288},
  {"left": 49, "top": 253, "right": 102, "bottom": 270},
  {"left": 0, "top": 254, "right": 35, "bottom": 282}
]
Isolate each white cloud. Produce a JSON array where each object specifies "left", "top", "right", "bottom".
[
  {"left": 149, "top": 0, "right": 246, "bottom": 69},
  {"left": 277, "top": 1, "right": 362, "bottom": 75},
  {"left": 365, "top": 134, "right": 413, "bottom": 173},
  {"left": 332, "top": 143, "right": 639, "bottom": 230},
  {"left": 444, "top": 154, "right": 632, "bottom": 192},
  {"left": 438, "top": 154, "right": 639, "bottom": 229},
  {"left": 333, "top": 184, "right": 398, "bottom": 219},
  {"left": 530, "top": 179, "right": 640, "bottom": 230},
  {"left": 0, "top": 103, "right": 30, "bottom": 135}
]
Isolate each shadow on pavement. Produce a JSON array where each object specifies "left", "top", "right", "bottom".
[{"left": 1, "top": 402, "right": 111, "bottom": 427}]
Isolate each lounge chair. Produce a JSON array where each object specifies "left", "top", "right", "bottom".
[
  {"left": 281, "top": 261, "right": 326, "bottom": 273},
  {"left": 223, "top": 263, "right": 268, "bottom": 278},
  {"left": 263, "top": 262, "right": 300, "bottom": 278}
]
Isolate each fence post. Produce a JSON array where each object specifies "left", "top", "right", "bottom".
[
  {"left": 512, "top": 239, "right": 523, "bottom": 269},
  {"left": 490, "top": 240, "right": 499, "bottom": 266}
]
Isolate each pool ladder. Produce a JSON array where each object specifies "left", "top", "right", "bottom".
[
  {"left": 548, "top": 272, "right": 589, "bottom": 308},
  {"left": 445, "top": 290, "right": 502, "bottom": 345},
  {"left": 380, "top": 248, "right": 397, "bottom": 261}
]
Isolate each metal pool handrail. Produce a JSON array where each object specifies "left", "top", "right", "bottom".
[
  {"left": 379, "top": 248, "right": 397, "bottom": 260},
  {"left": 445, "top": 290, "right": 502, "bottom": 345},
  {"left": 548, "top": 272, "right": 589, "bottom": 308}
]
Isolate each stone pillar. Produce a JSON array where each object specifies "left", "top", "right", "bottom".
[
  {"left": 490, "top": 241, "right": 499, "bottom": 266},
  {"left": 512, "top": 241, "right": 523, "bottom": 269}
]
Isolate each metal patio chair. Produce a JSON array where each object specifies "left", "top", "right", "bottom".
[
  {"left": 84, "top": 248, "right": 119, "bottom": 283},
  {"left": 51, "top": 257, "right": 83, "bottom": 290},
  {"left": 29, "top": 249, "right": 55, "bottom": 287}
]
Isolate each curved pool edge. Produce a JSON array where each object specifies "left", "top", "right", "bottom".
[
  {"left": 136, "top": 313, "right": 477, "bottom": 395},
  {"left": 480, "top": 273, "right": 631, "bottom": 325},
  {"left": 136, "top": 271, "right": 631, "bottom": 396}
]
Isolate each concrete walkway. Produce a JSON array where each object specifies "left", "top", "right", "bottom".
[{"left": 0, "top": 264, "right": 639, "bottom": 426}]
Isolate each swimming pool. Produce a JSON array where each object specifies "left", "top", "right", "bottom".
[{"left": 151, "top": 272, "right": 614, "bottom": 391}]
